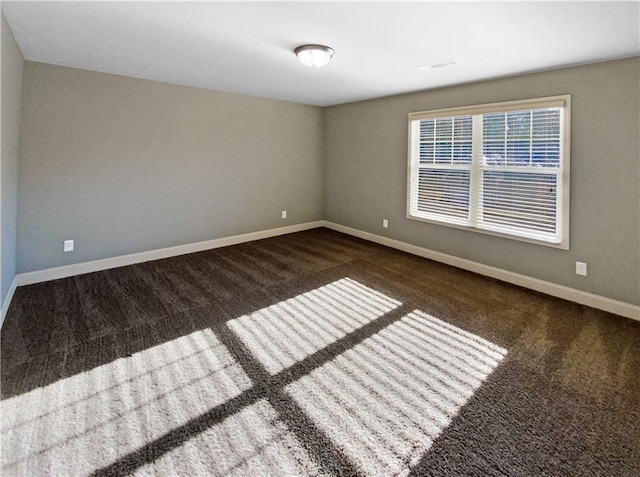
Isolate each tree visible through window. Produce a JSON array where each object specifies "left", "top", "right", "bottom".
[{"left": 407, "top": 95, "right": 570, "bottom": 248}]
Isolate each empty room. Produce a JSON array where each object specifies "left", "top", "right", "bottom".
[{"left": 1, "top": 1, "right": 639, "bottom": 476}]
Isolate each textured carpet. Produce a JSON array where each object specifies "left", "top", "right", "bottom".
[{"left": 1, "top": 228, "right": 639, "bottom": 476}]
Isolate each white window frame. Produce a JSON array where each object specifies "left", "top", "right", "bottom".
[{"left": 407, "top": 95, "right": 571, "bottom": 249}]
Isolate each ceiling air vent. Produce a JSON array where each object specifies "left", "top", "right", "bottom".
[{"left": 419, "top": 58, "right": 460, "bottom": 71}]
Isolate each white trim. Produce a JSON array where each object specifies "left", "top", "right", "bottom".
[
  {"left": 1, "top": 277, "right": 18, "bottom": 329},
  {"left": 11, "top": 219, "right": 639, "bottom": 322},
  {"left": 322, "top": 221, "right": 640, "bottom": 321},
  {"left": 15, "top": 221, "right": 323, "bottom": 286},
  {"left": 408, "top": 95, "right": 569, "bottom": 121}
]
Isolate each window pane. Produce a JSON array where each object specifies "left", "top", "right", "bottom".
[
  {"left": 420, "top": 120, "right": 434, "bottom": 141},
  {"left": 419, "top": 115, "right": 472, "bottom": 166},
  {"left": 416, "top": 169, "right": 470, "bottom": 221},
  {"left": 483, "top": 108, "right": 561, "bottom": 168},
  {"left": 435, "top": 142, "right": 452, "bottom": 164},
  {"left": 532, "top": 109, "right": 560, "bottom": 139},
  {"left": 419, "top": 143, "right": 434, "bottom": 164},
  {"left": 505, "top": 139, "right": 531, "bottom": 166},
  {"left": 453, "top": 116, "right": 472, "bottom": 140},
  {"left": 483, "top": 113, "right": 505, "bottom": 138},
  {"left": 481, "top": 172, "right": 557, "bottom": 233},
  {"left": 506, "top": 110, "right": 531, "bottom": 139},
  {"left": 435, "top": 117, "right": 452, "bottom": 140},
  {"left": 453, "top": 141, "right": 472, "bottom": 164},
  {"left": 532, "top": 140, "right": 560, "bottom": 167},
  {"left": 484, "top": 141, "right": 505, "bottom": 165}
]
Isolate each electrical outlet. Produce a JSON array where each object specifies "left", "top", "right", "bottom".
[
  {"left": 382, "top": 219, "right": 389, "bottom": 228},
  {"left": 282, "top": 210, "right": 287, "bottom": 219},
  {"left": 576, "top": 261, "right": 587, "bottom": 276},
  {"left": 64, "top": 240, "right": 74, "bottom": 252}
]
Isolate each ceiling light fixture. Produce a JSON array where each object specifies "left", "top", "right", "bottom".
[{"left": 294, "top": 44, "right": 334, "bottom": 68}]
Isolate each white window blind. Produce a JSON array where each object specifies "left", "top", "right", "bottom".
[{"left": 408, "top": 96, "right": 570, "bottom": 248}]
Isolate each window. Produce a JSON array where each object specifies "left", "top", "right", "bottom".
[{"left": 407, "top": 95, "right": 570, "bottom": 248}]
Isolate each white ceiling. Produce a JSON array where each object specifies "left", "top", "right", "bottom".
[{"left": 3, "top": 1, "right": 639, "bottom": 106}]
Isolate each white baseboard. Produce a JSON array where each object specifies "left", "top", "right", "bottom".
[
  {"left": 15, "top": 221, "right": 324, "bottom": 287},
  {"left": 11, "top": 219, "right": 639, "bottom": 322},
  {"left": 1, "top": 277, "right": 18, "bottom": 328},
  {"left": 322, "top": 221, "right": 640, "bottom": 321}
]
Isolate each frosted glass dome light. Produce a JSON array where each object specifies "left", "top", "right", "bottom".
[{"left": 294, "top": 44, "right": 334, "bottom": 68}]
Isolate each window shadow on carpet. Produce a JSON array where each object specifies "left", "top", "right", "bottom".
[
  {"left": 4, "top": 229, "right": 637, "bottom": 476},
  {"left": 1, "top": 273, "right": 506, "bottom": 476}
]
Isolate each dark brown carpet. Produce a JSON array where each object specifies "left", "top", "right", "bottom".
[{"left": 1, "top": 227, "right": 639, "bottom": 476}]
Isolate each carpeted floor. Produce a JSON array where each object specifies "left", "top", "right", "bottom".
[{"left": 1, "top": 227, "right": 639, "bottom": 476}]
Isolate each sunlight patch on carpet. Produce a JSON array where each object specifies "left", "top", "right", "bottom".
[
  {"left": 135, "top": 398, "right": 320, "bottom": 476},
  {"left": 227, "top": 277, "right": 402, "bottom": 374},
  {"left": 285, "top": 310, "right": 508, "bottom": 475},
  {"left": 0, "top": 329, "right": 252, "bottom": 476}
]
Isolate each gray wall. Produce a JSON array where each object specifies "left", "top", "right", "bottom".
[
  {"left": 1, "top": 13, "right": 24, "bottom": 312},
  {"left": 324, "top": 58, "right": 640, "bottom": 306},
  {"left": 12, "top": 57, "right": 640, "bottom": 307},
  {"left": 17, "top": 62, "right": 323, "bottom": 273}
]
